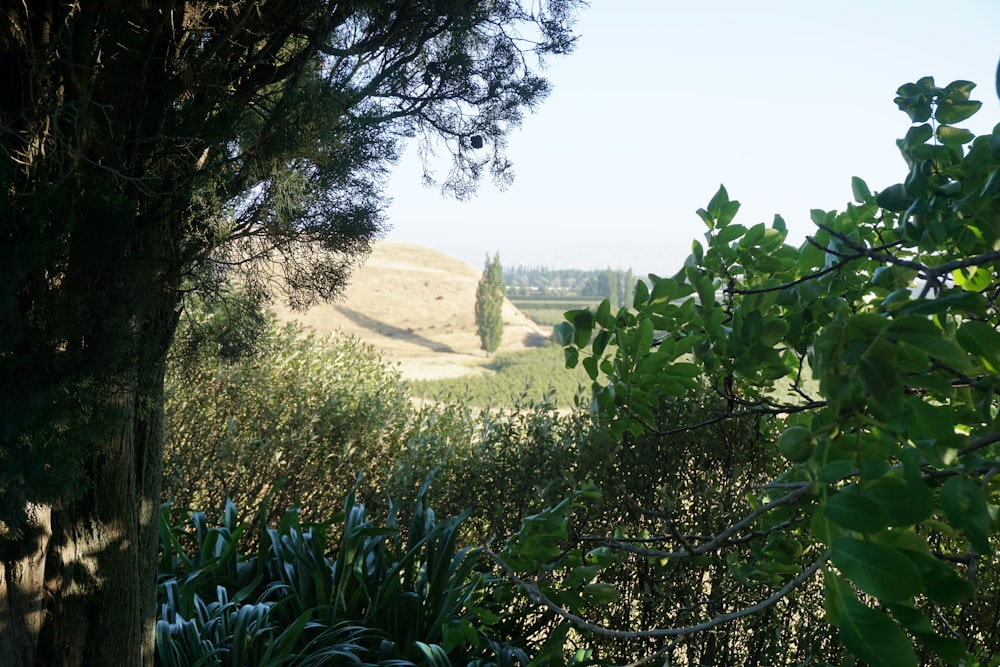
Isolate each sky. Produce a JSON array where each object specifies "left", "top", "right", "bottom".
[{"left": 383, "top": 0, "right": 1000, "bottom": 274}]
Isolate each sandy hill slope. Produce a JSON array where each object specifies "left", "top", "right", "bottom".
[{"left": 269, "top": 241, "right": 548, "bottom": 379}]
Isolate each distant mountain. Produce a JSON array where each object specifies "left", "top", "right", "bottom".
[{"left": 268, "top": 241, "right": 548, "bottom": 379}]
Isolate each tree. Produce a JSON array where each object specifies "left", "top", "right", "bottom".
[
  {"left": 476, "top": 252, "right": 505, "bottom": 356},
  {"left": 605, "top": 267, "right": 621, "bottom": 310},
  {"left": 548, "top": 75, "right": 1000, "bottom": 664},
  {"left": 0, "top": 2, "right": 583, "bottom": 664}
]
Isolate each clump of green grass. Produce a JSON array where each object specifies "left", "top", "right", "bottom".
[{"left": 408, "top": 345, "right": 591, "bottom": 408}]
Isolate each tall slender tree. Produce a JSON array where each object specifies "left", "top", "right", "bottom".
[
  {"left": 476, "top": 252, "right": 505, "bottom": 356},
  {"left": 0, "top": 2, "right": 582, "bottom": 664}
]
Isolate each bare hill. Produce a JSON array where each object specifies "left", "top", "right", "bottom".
[{"left": 269, "top": 241, "right": 549, "bottom": 380}]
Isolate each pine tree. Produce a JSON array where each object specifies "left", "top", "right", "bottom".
[{"left": 475, "top": 253, "right": 505, "bottom": 356}]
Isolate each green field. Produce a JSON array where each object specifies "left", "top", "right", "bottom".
[
  {"left": 407, "top": 344, "right": 592, "bottom": 408},
  {"left": 509, "top": 296, "right": 600, "bottom": 327}
]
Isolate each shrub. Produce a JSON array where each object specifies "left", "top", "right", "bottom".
[{"left": 164, "top": 324, "right": 413, "bottom": 531}]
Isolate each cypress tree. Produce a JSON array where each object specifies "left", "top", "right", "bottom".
[{"left": 475, "top": 253, "right": 505, "bottom": 356}]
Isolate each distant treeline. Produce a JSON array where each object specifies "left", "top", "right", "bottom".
[{"left": 504, "top": 265, "right": 638, "bottom": 309}]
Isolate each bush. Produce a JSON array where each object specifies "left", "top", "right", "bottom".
[
  {"left": 163, "top": 313, "right": 848, "bottom": 663},
  {"left": 164, "top": 324, "right": 413, "bottom": 531}
]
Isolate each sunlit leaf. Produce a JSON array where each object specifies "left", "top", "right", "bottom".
[
  {"left": 936, "top": 124, "right": 974, "bottom": 146},
  {"left": 935, "top": 98, "right": 982, "bottom": 125}
]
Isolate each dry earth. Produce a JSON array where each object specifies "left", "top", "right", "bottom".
[{"left": 268, "top": 241, "right": 549, "bottom": 380}]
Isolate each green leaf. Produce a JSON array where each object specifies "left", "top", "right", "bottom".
[
  {"left": 899, "top": 124, "right": 933, "bottom": 149},
  {"left": 665, "top": 362, "right": 700, "bottom": 378},
  {"left": 859, "top": 355, "right": 902, "bottom": 416},
  {"left": 824, "top": 491, "right": 889, "bottom": 534},
  {"left": 571, "top": 309, "right": 594, "bottom": 348},
  {"left": 739, "top": 309, "right": 764, "bottom": 345},
  {"left": 633, "top": 278, "right": 650, "bottom": 308},
  {"left": 936, "top": 124, "right": 974, "bottom": 146},
  {"left": 877, "top": 184, "right": 914, "bottom": 212},
  {"left": 634, "top": 317, "right": 654, "bottom": 356},
  {"left": 581, "top": 582, "right": 620, "bottom": 605},
  {"left": 935, "top": 98, "right": 982, "bottom": 124},
  {"left": 895, "top": 80, "right": 934, "bottom": 123},
  {"left": 594, "top": 299, "right": 613, "bottom": 329},
  {"left": 887, "top": 603, "right": 970, "bottom": 664},
  {"left": 695, "top": 207, "right": 713, "bottom": 229},
  {"left": 899, "top": 290, "right": 987, "bottom": 317},
  {"left": 760, "top": 319, "right": 790, "bottom": 347},
  {"left": 940, "top": 476, "right": 992, "bottom": 555},
  {"left": 830, "top": 537, "right": 924, "bottom": 601},
  {"left": 956, "top": 319, "right": 1000, "bottom": 372},
  {"left": 889, "top": 316, "right": 969, "bottom": 370},
  {"left": 592, "top": 329, "right": 611, "bottom": 357},
  {"left": 864, "top": 478, "right": 933, "bottom": 526},
  {"left": 899, "top": 549, "right": 973, "bottom": 605},
  {"left": 944, "top": 79, "right": 977, "bottom": 100},
  {"left": 554, "top": 321, "right": 574, "bottom": 347},
  {"left": 851, "top": 177, "right": 872, "bottom": 203},
  {"left": 563, "top": 346, "right": 579, "bottom": 369},
  {"left": 707, "top": 185, "right": 730, "bottom": 220},
  {"left": 649, "top": 278, "right": 678, "bottom": 305},
  {"left": 869, "top": 266, "right": 917, "bottom": 291},
  {"left": 952, "top": 264, "right": 993, "bottom": 292},
  {"left": 741, "top": 222, "right": 766, "bottom": 247},
  {"left": 712, "top": 223, "right": 746, "bottom": 245},
  {"left": 838, "top": 596, "right": 917, "bottom": 667}
]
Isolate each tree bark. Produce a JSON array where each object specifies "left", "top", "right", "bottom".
[
  {"left": 0, "top": 505, "right": 52, "bottom": 666},
  {"left": 0, "top": 288, "right": 178, "bottom": 666}
]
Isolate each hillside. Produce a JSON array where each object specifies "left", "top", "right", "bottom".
[{"left": 268, "top": 241, "right": 549, "bottom": 380}]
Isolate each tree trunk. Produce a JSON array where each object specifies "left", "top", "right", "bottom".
[
  {"left": 0, "top": 505, "right": 52, "bottom": 666},
  {"left": 0, "top": 292, "right": 178, "bottom": 667}
]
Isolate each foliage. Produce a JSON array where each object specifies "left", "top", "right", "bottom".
[
  {"left": 156, "top": 481, "right": 546, "bottom": 666},
  {"left": 408, "top": 346, "right": 591, "bottom": 407},
  {"left": 164, "top": 324, "right": 412, "bottom": 533},
  {"left": 476, "top": 253, "right": 506, "bottom": 356},
  {"left": 550, "top": 76, "right": 1000, "bottom": 664},
  {"left": 168, "top": 300, "right": 830, "bottom": 663}
]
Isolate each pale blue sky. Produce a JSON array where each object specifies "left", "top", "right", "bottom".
[{"left": 384, "top": 1, "right": 1000, "bottom": 273}]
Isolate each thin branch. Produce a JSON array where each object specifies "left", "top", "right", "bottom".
[
  {"left": 627, "top": 400, "right": 825, "bottom": 437},
  {"left": 577, "top": 482, "right": 811, "bottom": 559},
  {"left": 483, "top": 541, "right": 825, "bottom": 640}
]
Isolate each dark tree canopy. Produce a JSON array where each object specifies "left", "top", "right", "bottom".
[{"left": 0, "top": 2, "right": 583, "bottom": 664}]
